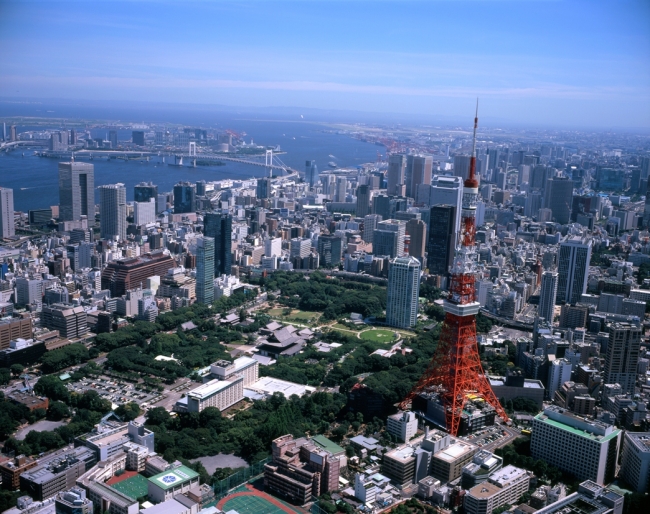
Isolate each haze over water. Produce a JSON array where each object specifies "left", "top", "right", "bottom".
[{"left": 0, "top": 118, "right": 380, "bottom": 212}]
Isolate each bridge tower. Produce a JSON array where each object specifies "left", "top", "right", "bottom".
[
  {"left": 189, "top": 142, "right": 197, "bottom": 157},
  {"left": 399, "top": 102, "right": 509, "bottom": 436}
]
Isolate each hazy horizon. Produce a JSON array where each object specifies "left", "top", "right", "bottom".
[{"left": 1, "top": 1, "right": 649, "bottom": 130}]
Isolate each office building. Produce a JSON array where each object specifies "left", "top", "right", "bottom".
[
  {"left": 264, "top": 237, "right": 282, "bottom": 258},
  {"left": 186, "top": 377, "right": 243, "bottom": 412},
  {"left": 454, "top": 155, "right": 472, "bottom": 181},
  {"left": 147, "top": 466, "right": 200, "bottom": 504},
  {"left": 538, "top": 271, "right": 558, "bottom": 322},
  {"left": 41, "top": 304, "right": 88, "bottom": 340},
  {"left": 66, "top": 243, "right": 93, "bottom": 272},
  {"left": 334, "top": 176, "right": 347, "bottom": 202},
  {"left": 420, "top": 175, "right": 463, "bottom": 234},
  {"left": 381, "top": 446, "right": 417, "bottom": 488},
  {"left": 407, "top": 155, "right": 433, "bottom": 199},
  {"left": 58, "top": 162, "right": 95, "bottom": 227},
  {"left": 406, "top": 218, "right": 426, "bottom": 261},
  {"left": 620, "top": 432, "right": 650, "bottom": 493},
  {"left": 55, "top": 487, "right": 93, "bottom": 514},
  {"left": 84, "top": 481, "right": 138, "bottom": 514},
  {"left": 427, "top": 205, "right": 456, "bottom": 276},
  {"left": 108, "top": 130, "right": 118, "bottom": 149},
  {"left": 101, "top": 251, "right": 175, "bottom": 297},
  {"left": 15, "top": 277, "right": 43, "bottom": 310},
  {"left": 431, "top": 440, "right": 479, "bottom": 483},
  {"left": 545, "top": 177, "right": 574, "bottom": 224},
  {"left": 203, "top": 212, "right": 232, "bottom": 275},
  {"left": 0, "top": 187, "right": 15, "bottom": 238},
  {"left": 173, "top": 182, "right": 195, "bottom": 214},
  {"left": 557, "top": 237, "right": 592, "bottom": 304},
  {"left": 0, "top": 317, "right": 32, "bottom": 351},
  {"left": 133, "top": 199, "right": 156, "bottom": 226},
  {"left": 532, "top": 480, "right": 624, "bottom": 514},
  {"left": 134, "top": 182, "right": 158, "bottom": 213},
  {"left": 363, "top": 214, "right": 382, "bottom": 244},
  {"left": 317, "top": 234, "right": 342, "bottom": 267},
  {"left": 195, "top": 237, "right": 215, "bottom": 305},
  {"left": 531, "top": 406, "right": 621, "bottom": 484},
  {"left": 256, "top": 177, "right": 272, "bottom": 199},
  {"left": 464, "top": 465, "right": 530, "bottom": 514},
  {"left": 373, "top": 219, "right": 406, "bottom": 258},
  {"left": 264, "top": 435, "right": 341, "bottom": 505},
  {"left": 131, "top": 131, "right": 145, "bottom": 146},
  {"left": 99, "top": 184, "right": 126, "bottom": 241},
  {"left": 78, "top": 421, "right": 154, "bottom": 462},
  {"left": 461, "top": 451, "right": 504, "bottom": 490},
  {"left": 604, "top": 322, "right": 641, "bottom": 394},
  {"left": 290, "top": 238, "right": 311, "bottom": 260},
  {"left": 305, "top": 160, "right": 318, "bottom": 188},
  {"left": 0, "top": 455, "right": 38, "bottom": 490},
  {"left": 547, "top": 359, "right": 572, "bottom": 401},
  {"left": 356, "top": 184, "right": 371, "bottom": 217},
  {"left": 386, "top": 256, "right": 420, "bottom": 329},
  {"left": 19, "top": 447, "right": 97, "bottom": 501},
  {"left": 386, "top": 411, "right": 418, "bottom": 443},
  {"left": 387, "top": 154, "right": 406, "bottom": 196}
]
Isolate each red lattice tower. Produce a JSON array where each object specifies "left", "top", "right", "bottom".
[{"left": 399, "top": 102, "right": 509, "bottom": 436}]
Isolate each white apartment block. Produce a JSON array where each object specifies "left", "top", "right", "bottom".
[
  {"left": 464, "top": 465, "right": 530, "bottom": 514},
  {"left": 210, "top": 356, "right": 259, "bottom": 387},
  {"left": 186, "top": 377, "right": 243, "bottom": 412},
  {"left": 531, "top": 407, "right": 621, "bottom": 485},
  {"left": 386, "top": 411, "right": 418, "bottom": 443}
]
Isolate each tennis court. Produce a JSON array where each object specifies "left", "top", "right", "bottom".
[
  {"left": 110, "top": 474, "right": 149, "bottom": 499},
  {"left": 218, "top": 485, "right": 302, "bottom": 514}
]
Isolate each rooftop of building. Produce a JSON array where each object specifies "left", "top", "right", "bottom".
[
  {"left": 489, "top": 465, "right": 527, "bottom": 488},
  {"left": 188, "top": 377, "right": 242, "bottom": 399},
  {"left": 625, "top": 432, "right": 650, "bottom": 453},
  {"left": 433, "top": 441, "right": 476, "bottom": 463},
  {"left": 140, "top": 496, "right": 197, "bottom": 514},
  {"left": 311, "top": 435, "right": 345, "bottom": 456},
  {"left": 534, "top": 407, "right": 620, "bottom": 443},
  {"left": 148, "top": 465, "right": 199, "bottom": 491}
]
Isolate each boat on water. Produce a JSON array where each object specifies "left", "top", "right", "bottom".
[{"left": 328, "top": 161, "right": 337, "bottom": 168}]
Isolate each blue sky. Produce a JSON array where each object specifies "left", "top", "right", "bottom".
[{"left": 0, "top": 0, "right": 649, "bottom": 129}]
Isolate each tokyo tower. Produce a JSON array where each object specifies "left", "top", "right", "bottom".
[{"left": 399, "top": 102, "right": 510, "bottom": 436}]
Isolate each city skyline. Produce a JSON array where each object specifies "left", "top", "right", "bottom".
[{"left": 0, "top": 1, "right": 648, "bottom": 129}]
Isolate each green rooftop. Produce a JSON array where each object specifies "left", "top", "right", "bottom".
[
  {"left": 535, "top": 413, "right": 621, "bottom": 443},
  {"left": 311, "top": 435, "right": 345, "bottom": 456},
  {"left": 148, "top": 465, "right": 199, "bottom": 490}
]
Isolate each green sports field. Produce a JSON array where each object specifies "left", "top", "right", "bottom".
[
  {"left": 110, "top": 474, "right": 149, "bottom": 499},
  {"left": 221, "top": 494, "right": 299, "bottom": 514}
]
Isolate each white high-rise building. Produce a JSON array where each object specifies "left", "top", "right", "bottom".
[
  {"left": 387, "top": 411, "right": 418, "bottom": 443},
  {"left": 133, "top": 198, "right": 156, "bottom": 226},
  {"left": 290, "top": 238, "right": 311, "bottom": 259},
  {"left": 547, "top": 358, "right": 572, "bottom": 401},
  {"left": 620, "top": 432, "right": 650, "bottom": 493},
  {"left": 264, "top": 237, "right": 282, "bottom": 258},
  {"left": 0, "top": 187, "right": 15, "bottom": 238},
  {"left": 539, "top": 271, "right": 559, "bottom": 322},
  {"left": 531, "top": 406, "right": 621, "bottom": 485},
  {"left": 99, "top": 184, "right": 127, "bottom": 241},
  {"left": 386, "top": 256, "right": 420, "bottom": 329},
  {"left": 363, "top": 214, "right": 382, "bottom": 244},
  {"left": 464, "top": 465, "right": 530, "bottom": 514},
  {"left": 557, "top": 237, "right": 592, "bottom": 304}
]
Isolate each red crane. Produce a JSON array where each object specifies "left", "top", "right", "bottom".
[{"left": 399, "top": 102, "right": 509, "bottom": 436}]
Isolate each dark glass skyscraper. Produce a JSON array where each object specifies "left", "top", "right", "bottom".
[
  {"left": 427, "top": 205, "right": 456, "bottom": 276},
  {"left": 173, "top": 182, "right": 196, "bottom": 214},
  {"left": 58, "top": 161, "right": 95, "bottom": 226},
  {"left": 134, "top": 182, "right": 158, "bottom": 213},
  {"left": 204, "top": 212, "right": 232, "bottom": 275}
]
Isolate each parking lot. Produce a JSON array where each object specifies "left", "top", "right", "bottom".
[
  {"left": 67, "top": 375, "right": 159, "bottom": 408},
  {"left": 461, "top": 425, "right": 512, "bottom": 450}
]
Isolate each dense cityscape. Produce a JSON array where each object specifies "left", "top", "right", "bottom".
[{"left": 0, "top": 108, "right": 648, "bottom": 514}]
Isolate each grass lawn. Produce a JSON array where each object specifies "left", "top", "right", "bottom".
[
  {"left": 359, "top": 329, "right": 398, "bottom": 342},
  {"left": 267, "top": 309, "right": 321, "bottom": 322}
]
